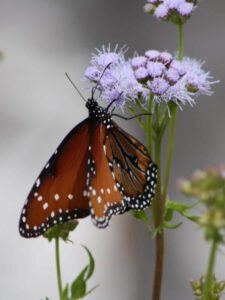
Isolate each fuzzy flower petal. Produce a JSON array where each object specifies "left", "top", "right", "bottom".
[
  {"left": 181, "top": 57, "right": 219, "bottom": 96},
  {"left": 131, "top": 56, "right": 148, "bottom": 68},
  {"left": 132, "top": 50, "right": 218, "bottom": 110},
  {"left": 145, "top": 50, "right": 160, "bottom": 60},
  {"left": 155, "top": 4, "right": 169, "bottom": 19},
  {"left": 134, "top": 67, "right": 149, "bottom": 80},
  {"left": 160, "top": 52, "right": 173, "bottom": 64},
  {"left": 85, "top": 45, "right": 148, "bottom": 107},
  {"left": 150, "top": 78, "right": 170, "bottom": 95},
  {"left": 144, "top": 0, "right": 197, "bottom": 24},
  {"left": 147, "top": 61, "right": 166, "bottom": 77},
  {"left": 177, "top": 2, "right": 194, "bottom": 16},
  {"left": 84, "top": 66, "right": 101, "bottom": 81}
]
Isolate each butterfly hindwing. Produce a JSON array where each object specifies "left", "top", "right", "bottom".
[
  {"left": 105, "top": 121, "right": 157, "bottom": 211},
  {"left": 19, "top": 119, "right": 92, "bottom": 238},
  {"left": 87, "top": 122, "right": 127, "bottom": 228}
]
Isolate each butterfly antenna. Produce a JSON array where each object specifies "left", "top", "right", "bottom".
[
  {"left": 112, "top": 113, "right": 152, "bottom": 121},
  {"left": 92, "top": 62, "right": 112, "bottom": 99},
  {"left": 106, "top": 92, "right": 123, "bottom": 111},
  {"left": 65, "top": 72, "right": 87, "bottom": 103}
]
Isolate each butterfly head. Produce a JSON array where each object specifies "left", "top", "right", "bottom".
[{"left": 86, "top": 98, "right": 113, "bottom": 129}]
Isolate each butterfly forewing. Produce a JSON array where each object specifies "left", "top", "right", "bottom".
[
  {"left": 105, "top": 121, "right": 157, "bottom": 211},
  {"left": 19, "top": 119, "right": 92, "bottom": 238},
  {"left": 87, "top": 123, "right": 127, "bottom": 228}
]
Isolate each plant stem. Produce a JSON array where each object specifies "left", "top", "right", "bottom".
[
  {"left": 152, "top": 123, "right": 164, "bottom": 300},
  {"left": 55, "top": 238, "right": 63, "bottom": 300},
  {"left": 162, "top": 22, "right": 184, "bottom": 204},
  {"left": 152, "top": 22, "right": 184, "bottom": 300},
  {"left": 162, "top": 105, "right": 177, "bottom": 205},
  {"left": 147, "top": 94, "right": 154, "bottom": 156},
  {"left": 201, "top": 238, "right": 218, "bottom": 300}
]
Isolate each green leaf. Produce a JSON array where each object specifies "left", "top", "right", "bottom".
[
  {"left": 133, "top": 210, "right": 149, "bottom": 225},
  {"left": 164, "top": 207, "right": 174, "bottom": 222},
  {"left": 62, "top": 284, "right": 69, "bottom": 300},
  {"left": 165, "top": 200, "right": 199, "bottom": 223},
  {"left": 163, "top": 221, "right": 182, "bottom": 229},
  {"left": 82, "top": 246, "right": 95, "bottom": 281},
  {"left": 71, "top": 267, "right": 88, "bottom": 299},
  {"left": 71, "top": 246, "right": 98, "bottom": 299}
]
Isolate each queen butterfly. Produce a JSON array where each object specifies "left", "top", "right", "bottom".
[{"left": 19, "top": 73, "right": 157, "bottom": 238}]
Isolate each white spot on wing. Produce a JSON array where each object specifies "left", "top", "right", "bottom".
[
  {"left": 54, "top": 194, "right": 60, "bottom": 201},
  {"left": 43, "top": 202, "right": 48, "bottom": 210},
  {"left": 36, "top": 178, "right": 40, "bottom": 187},
  {"left": 68, "top": 194, "right": 74, "bottom": 200}
]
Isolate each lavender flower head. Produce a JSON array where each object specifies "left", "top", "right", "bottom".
[
  {"left": 85, "top": 46, "right": 217, "bottom": 110},
  {"left": 132, "top": 50, "right": 217, "bottom": 108},
  {"left": 182, "top": 57, "right": 219, "bottom": 96},
  {"left": 144, "top": 0, "right": 198, "bottom": 24},
  {"left": 84, "top": 45, "right": 148, "bottom": 107}
]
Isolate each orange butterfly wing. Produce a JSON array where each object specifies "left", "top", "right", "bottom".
[
  {"left": 106, "top": 122, "right": 157, "bottom": 210},
  {"left": 87, "top": 121, "right": 157, "bottom": 228},
  {"left": 19, "top": 119, "right": 92, "bottom": 238},
  {"left": 87, "top": 123, "right": 126, "bottom": 228}
]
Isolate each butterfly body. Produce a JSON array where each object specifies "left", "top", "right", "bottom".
[{"left": 19, "top": 97, "right": 157, "bottom": 238}]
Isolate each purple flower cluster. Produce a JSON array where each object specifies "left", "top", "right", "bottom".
[
  {"left": 182, "top": 57, "right": 218, "bottom": 96},
  {"left": 132, "top": 50, "right": 217, "bottom": 107},
  {"left": 132, "top": 50, "right": 192, "bottom": 106},
  {"left": 85, "top": 46, "right": 217, "bottom": 109},
  {"left": 132, "top": 50, "right": 185, "bottom": 95},
  {"left": 144, "top": 0, "right": 197, "bottom": 23},
  {"left": 85, "top": 46, "right": 148, "bottom": 107}
]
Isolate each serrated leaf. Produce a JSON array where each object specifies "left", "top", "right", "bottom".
[
  {"left": 71, "top": 267, "right": 88, "bottom": 299},
  {"left": 82, "top": 246, "right": 95, "bottom": 281},
  {"left": 133, "top": 211, "right": 149, "bottom": 225}
]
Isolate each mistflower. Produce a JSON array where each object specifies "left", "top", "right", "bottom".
[
  {"left": 85, "top": 45, "right": 148, "bottom": 107},
  {"left": 144, "top": 0, "right": 198, "bottom": 24},
  {"left": 181, "top": 57, "right": 219, "bottom": 96},
  {"left": 132, "top": 50, "right": 192, "bottom": 107},
  {"left": 132, "top": 50, "right": 218, "bottom": 108}
]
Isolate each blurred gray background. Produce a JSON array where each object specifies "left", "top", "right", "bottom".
[{"left": 0, "top": 0, "right": 224, "bottom": 299}]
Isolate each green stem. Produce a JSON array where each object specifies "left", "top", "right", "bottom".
[
  {"left": 152, "top": 135, "right": 164, "bottom": 300},
  {"left": 151, "top": 111, "right": 164, "bottom": 300},
  {"left": 147, "top": 94, "right": 154, "bottom": 156},
  {"left": 162, "top": 105, "right": 177, "bottom": 205},
  {"left": 152, "top": 22, "right": 184, "bottom": 300},
  {"left": 162, "top": 22, "right": 184, "bottom": 204},
  {"left": 55, "top": 238, "right": 63, "bottom": 300},
  {"left": 201, "top": 238, "right": 218, "bottom": 300}
]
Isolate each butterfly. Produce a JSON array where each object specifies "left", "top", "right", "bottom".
[{"left": 19, "top": 72, "right": 157, "bottom": 238}]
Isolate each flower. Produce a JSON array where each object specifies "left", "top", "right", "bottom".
[
  {"left": 85, "top": 46, "right": 218, "bottom": 111},
  {"left": 132, "top": 50, "right": 192, "bottom": 107},
  {"left": 132, "top": 50, "right": 218, "bottom": 109},
  {"left": 144, "top": 0, "right": 198, "bottom": 24},
  {"left": 84, "top": 45, "right": 148, "bottom": 107},
  {"left": 181, "top": 57, "right": 219, "bottom": 96}
]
